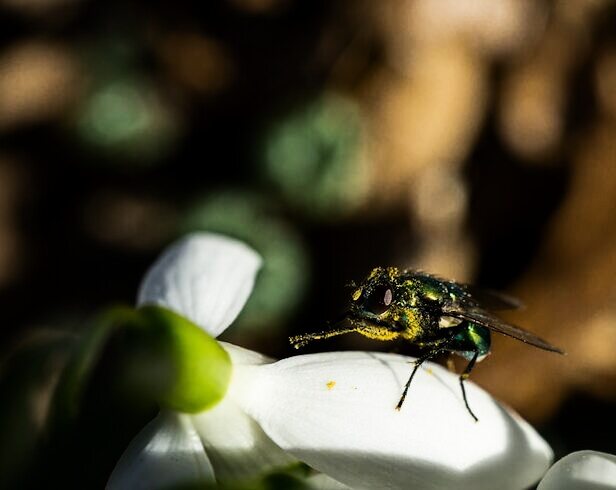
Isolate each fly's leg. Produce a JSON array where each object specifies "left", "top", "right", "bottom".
[
  {"left": 395, "top": 348, "right": 442, "bottom": 411},
  {"left": 459, "top": 349, "right": 480, "bottom": 422},
  {"left": 289, "top": 327, "right": 358, "bottom": 349}
]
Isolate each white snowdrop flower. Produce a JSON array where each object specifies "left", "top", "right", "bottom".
[{"left": 108, "top": 232, "right": 553, "bottom": 490}]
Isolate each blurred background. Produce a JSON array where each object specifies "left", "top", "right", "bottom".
[{"left": 0, "top": 0, "right": 615, "bottom": 487}]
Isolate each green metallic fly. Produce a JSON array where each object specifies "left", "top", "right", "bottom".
[{"left": 290, "top": 267, "right": 564, "bottom": 421}]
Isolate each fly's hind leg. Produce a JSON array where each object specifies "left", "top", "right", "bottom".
[{"left": 459, "top": 349, "right": 480, "bottom": 422}]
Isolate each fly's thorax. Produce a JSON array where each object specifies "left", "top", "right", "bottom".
[{"left": 391, "top": 305, "right": 433, "bottom": 341}]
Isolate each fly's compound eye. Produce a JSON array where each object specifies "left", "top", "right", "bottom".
[{"left": 364, "top": 284, "right": 393, "bottom": 315}]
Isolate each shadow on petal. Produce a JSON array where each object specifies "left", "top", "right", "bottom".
[
  {"left": 108, "top": 411, "right": 214, "bottom": 490},
  {"left": 192, "top": 397, "right": 297, "bottom": 483}
]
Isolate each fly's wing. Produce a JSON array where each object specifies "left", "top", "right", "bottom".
[
  {"left": 443, "top": 305, "right": 565, "bottom": 354},
  {"left": 462, "top": 285, "right": 524, "bottom": 311}
]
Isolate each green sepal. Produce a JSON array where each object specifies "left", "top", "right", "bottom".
[
  {"left": 132, "top": 305, "right": 232, "bottom": 413},
  {"left": 52, "top": 305, "right": 137, "bottom": 421}
]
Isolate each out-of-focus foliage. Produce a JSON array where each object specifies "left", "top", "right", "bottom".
[
  {"left": 0, "top": 0, "right": 615, "bottom": 487},
  {"left": 262, "top": 93, "right": 368, "bottom": 219},
  {"left": 0, "top": 330, "right": 74, "bottom": 488},
  {"left": 75, "top": 76, "right": 181, "bottom": 163}
]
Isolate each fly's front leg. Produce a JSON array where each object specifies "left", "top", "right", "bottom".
[
  {"left": 289, "top": 327, "right": 358, "bottom": 349},
  {"left": 395, "top": 347, "right": 444, "bottom": 411}
]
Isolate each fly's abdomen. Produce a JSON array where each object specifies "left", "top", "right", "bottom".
[{"left": 452, "top": 323, "right": 491, "bottom": 361}]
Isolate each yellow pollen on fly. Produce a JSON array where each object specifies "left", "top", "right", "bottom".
[
  {"left": 400, "top": 311, "right": 422, "bottom": 341},
  {"left": 387, "top": 267, "right": 400, "bottom": 280},
  {"left": 352, "top": 288, "right": 362, "bottom": 301},
  {"left": 357, "top": 325, "right": 400, "bottom": 341},
  {"left": 367, "top": 268, "right": 381, "bottom": 280}
]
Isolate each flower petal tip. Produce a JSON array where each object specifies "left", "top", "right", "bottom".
[
  {"left": 137, "top": 232, "right": 262, "bottom": 337},
  {"left": 538, "top": 450, "right": 616, "bottom": 490}
]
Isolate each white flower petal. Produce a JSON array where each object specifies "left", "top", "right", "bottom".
[
  {"left": 191, "top": 342, "right": 296, "bottom": 482},
  {"left": 538, "top": 450, "right": 616, "bottom": 489},
  {"left": 191, "top": 396, "right": 296, "bottom": 482},
  {"left": 138, "top": 233, "right": 261, "bottom": 337},
  {"left": 108, "top": 411, "right": 214, "bottom": 490},
  {"left": 220, "top": 340, "right": 274, "bottom": 366},
  {"left": 234, "top": 351, "right": 552, "bottom": 490}
]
